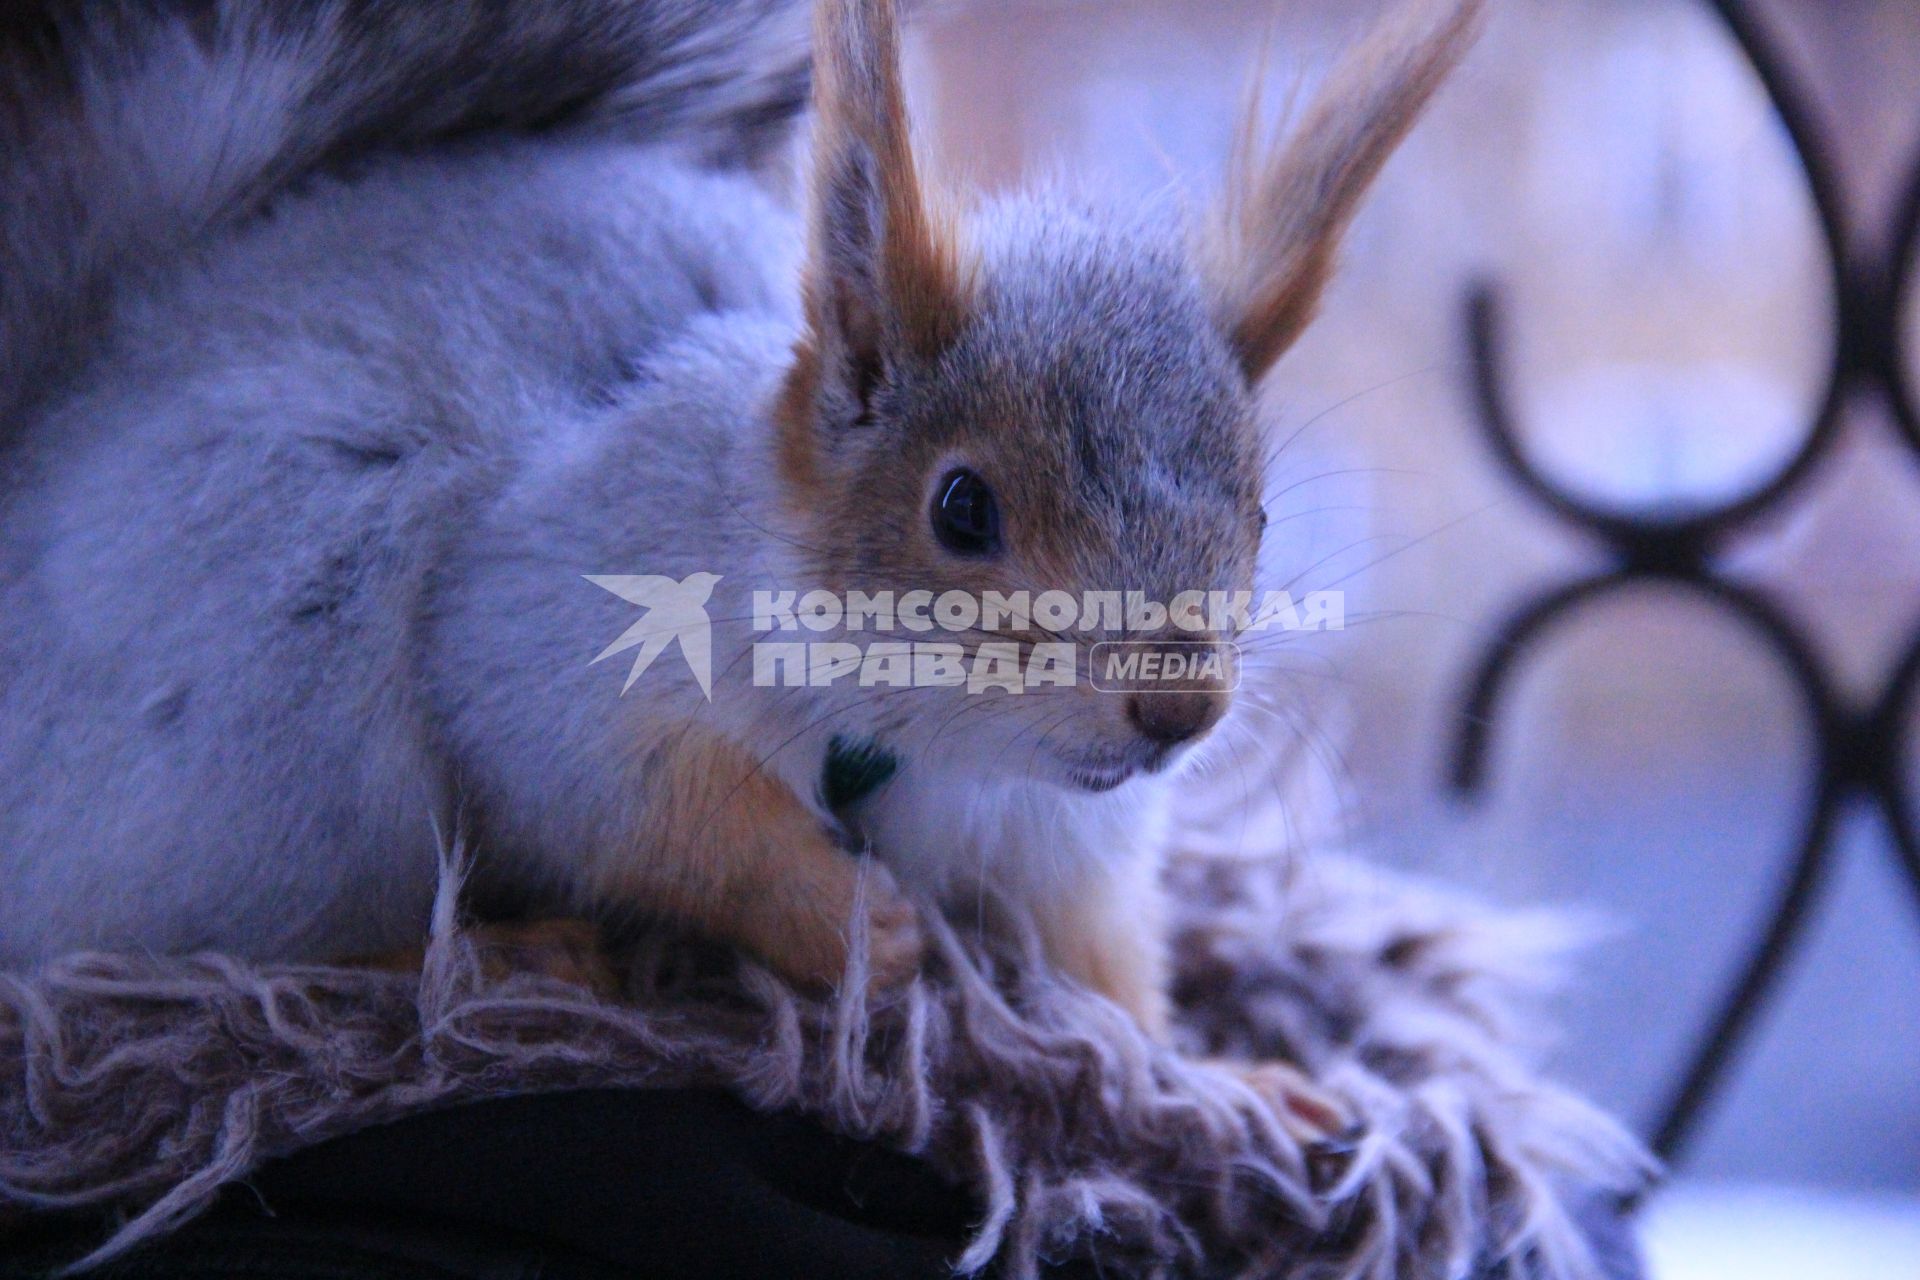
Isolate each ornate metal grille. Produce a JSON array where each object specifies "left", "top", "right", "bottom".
[{"left": 1448, "top": 0, "right": 1920, "bottom": 1162}]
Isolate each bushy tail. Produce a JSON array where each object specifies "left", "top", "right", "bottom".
[{"left": 0, "top": 0, "right": 812, "bottom": 430}]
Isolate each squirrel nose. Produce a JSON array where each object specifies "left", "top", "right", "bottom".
[{"left": 1127, "top": 690, "right": 1225, "bottom": 747}]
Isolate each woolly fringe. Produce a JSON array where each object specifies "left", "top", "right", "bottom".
[{"left": 0, "top": 852, "right": 1655, "bottom": 1278}]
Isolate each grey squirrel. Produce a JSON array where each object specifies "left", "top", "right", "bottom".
[{"left": 0, "top": 0, "right": 1479, "bottom": 1123}]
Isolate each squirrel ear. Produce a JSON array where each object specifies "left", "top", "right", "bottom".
[
  {"left": 798, "top": 0, "right": 968, "bottom": 423},
  {"left": 1206, "top": 0, "right": 1482, "bottom": 383}
]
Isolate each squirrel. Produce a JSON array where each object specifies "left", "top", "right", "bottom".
[{"left": 0, "top": 0, "right": 1479, "bottom": 1104}]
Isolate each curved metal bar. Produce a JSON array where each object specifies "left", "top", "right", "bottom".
[
  {"left": 1648, "top": 776, "right": 1847, "bottom": 1158},
  {"left": 1451, "top": 570, "right": 1845, "bottom": 802},
  {"left": 1701, "top": 0, "right": 1853, "bottom": 273},
  {"left": 1868, "top": 626, "right": 1920, "bottom": 920},
  {"left": 1448, "top": 572, "right": 1661, "bottom": 796},
  {"left": 1882, "top": 135, "right": 1920, "bottom": 455},
  {"left": 1449, "top": 567, "right": 1855, "bottom": 1161},
  {"left": 1461, "top": 289, "right": 1712, "bottom": 561},
  {"left": 1451, "top": 0, "right": 1920, "bottom": 1169},
  {"left": 1461, "top": 0, "right": 1860, "bottom": 558},
  {"left": 1462, "top": 276, "right": 1848, "bottom": 554},
  {"left": 1620, "top": 584, "right": 1857, "bottom": 1162}
]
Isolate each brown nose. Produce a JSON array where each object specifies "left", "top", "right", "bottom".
[{"left": 1127, "top": 690, "right": 1226, "bottom": 746}]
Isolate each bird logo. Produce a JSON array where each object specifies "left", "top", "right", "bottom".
[{"left": 584, "top": 572, "right": 721, "bottom": 699}]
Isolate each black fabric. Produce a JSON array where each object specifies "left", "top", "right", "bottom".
[
  {"left": 5, "top": 1089, "right": 1639, "bottom": 1279},
  {"left": 6, "top": 1090, "right": 995, "bottom": 1280}
]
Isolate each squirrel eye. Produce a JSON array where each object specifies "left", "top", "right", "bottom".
[{"left": 931, "top": 468, "right": 1001, "bottom": 557}]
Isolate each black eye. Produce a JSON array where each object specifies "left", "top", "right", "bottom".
[{"left": 931, "top": 468, "right": 1001, "bottom": 556}]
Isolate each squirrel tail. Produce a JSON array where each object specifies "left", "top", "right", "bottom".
[{"left": 0, "top": 0, "right": 812, "bottom": 432}]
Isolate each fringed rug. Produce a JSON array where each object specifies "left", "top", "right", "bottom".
[{"left": 0, "top": 852, "right": 1655, "bottom": 1278}]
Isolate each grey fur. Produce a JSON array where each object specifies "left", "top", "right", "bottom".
[
  {"left": 0, "top": 0, "right": 1270, "bottom": 964},
  {"left": 0, "top": 0, "right": 822, "bottom": 960},
  {"left": 0, "top": 0, "right": 811, "bottom": 431}
]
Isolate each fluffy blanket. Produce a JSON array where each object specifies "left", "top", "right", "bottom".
[{"left": 0, "top": 852, "right": 1654, "bottom": 1278}]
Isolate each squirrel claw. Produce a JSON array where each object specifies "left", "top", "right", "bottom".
[
  {"left": 856, "top": 873, "right": 926, "bottom": 994},
  {"left": 1218, "top": 1058, "right": 1357, "bottom": 1152}
]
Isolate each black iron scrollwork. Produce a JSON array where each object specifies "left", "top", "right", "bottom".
[{"left": 1450, "top": 0, "right": 1920, "bottom": 1162}]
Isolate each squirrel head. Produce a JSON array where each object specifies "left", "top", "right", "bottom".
[{"left": 774, "top": 0, "right": 1481, "bottom": 792}]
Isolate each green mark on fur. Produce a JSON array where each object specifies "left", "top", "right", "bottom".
[{"left": 823, "top": 734, "right": 899, "bottom": 812}]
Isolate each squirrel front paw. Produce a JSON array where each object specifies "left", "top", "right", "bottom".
[
  {"left": 338, "top": 918, "right": 621, "bottom": 996},
  {"left": 1213, "top": 1058, "right": 1359, "bottom": 1150},
  {"left": 726, "top": 852, "right": 926, "bottom": 996},
  {"left": 782, "top": 859, "right": 925, "bottom": 995},
  {"left": 853, "top": 865, "right": 926, "bottom": 993}
]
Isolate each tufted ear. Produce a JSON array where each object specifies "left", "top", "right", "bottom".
[
  {"left": 796, "top": 0, "right": 969, "bottom": 432},
  {"left": 1207, "top": 0, "right": 1483, "bottom": 383}
]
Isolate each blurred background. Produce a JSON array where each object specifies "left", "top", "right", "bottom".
[{"left": 906, "top": 1, "right": 1918, "bottom": 1275}]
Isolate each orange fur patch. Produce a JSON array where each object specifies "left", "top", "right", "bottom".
[
  {"left": 773, "top": 337, "right": 826, "bottom": 500},
  {"left": 808, "top": 0, "right": 973, "bottom": 358},
  {"left": 598, "top": 726, "right": 922, "bottom": 990},
  {"left": 1033, "top": 855, "right": 1172, "bottom": 1038},
  {"left": 1208, "top": 0, "right": 1484, "bottom": 380}
]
